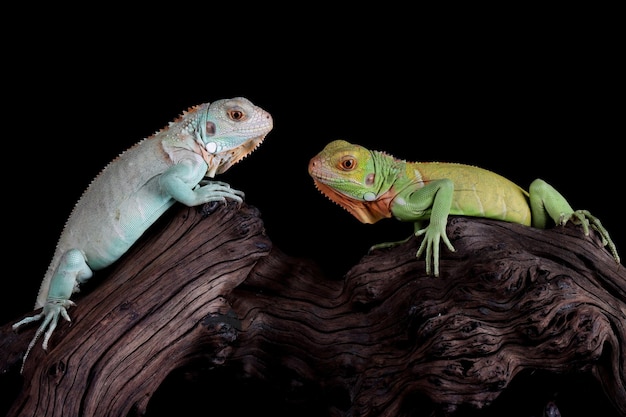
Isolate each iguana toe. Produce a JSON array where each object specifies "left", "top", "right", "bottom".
[{"left": 14, "top": 299, "right": 75, "bottom": 373}]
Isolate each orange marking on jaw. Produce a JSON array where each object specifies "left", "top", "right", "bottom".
[{"left": 313, "top": 180, "right": 395, "bottom": 224}]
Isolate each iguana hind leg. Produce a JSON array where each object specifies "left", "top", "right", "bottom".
[
  {"left": 529, "top": 179, "right": 620, "bottom": 264},
  {"left": 12, "top": 248, "right": 92, "bottom": 373},
  {"left": 369, "top": 221, "right": 427, "bottom": 251}
]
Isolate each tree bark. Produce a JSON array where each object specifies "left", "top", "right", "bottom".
[{"left": 1, "top": 202, "right": 624, "bottom": 417}]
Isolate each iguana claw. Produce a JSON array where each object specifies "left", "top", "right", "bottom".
[
  {"left": 560, "top": 210, "right": 620, "bottom": 264},
  {"left": 195, "top": 179, "right": 245, "bottom": 204},
  {"left": 13, "top": 299, "right": 76, "bottom": 373},
  {"left": 415, "top": 224, "right": 456, "bottom": 277}
]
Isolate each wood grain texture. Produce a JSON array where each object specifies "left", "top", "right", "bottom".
[
  {"left": 1, "top": 201, "right": 271, "bottom": 417},
  {"left": 1, "top": 204, "right": 624, "bottom": 417}
]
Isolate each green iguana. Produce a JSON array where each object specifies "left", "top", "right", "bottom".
[
  {"left": 13, "top": 97, "right": 273, "bottom": 373},
  {"left": 308, "top": 139, "right": 620, "bottom": 277}
]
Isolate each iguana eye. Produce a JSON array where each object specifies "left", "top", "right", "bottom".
[
  {"left": 227, "top": 109, "right": 246, "bottom": 121},
  {"left": 339, "top": 156, "right": 357, "bottom": 171}
]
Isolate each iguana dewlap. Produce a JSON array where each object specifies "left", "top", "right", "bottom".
[
  {"left": 308, "top": 139, "right": 620, "bottom": 277},
  {"left": 13, "top": 97, "right": 273, "bottom": 373}
]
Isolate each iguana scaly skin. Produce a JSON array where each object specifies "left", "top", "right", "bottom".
[
  {"left": 13, "top": 97, "right": 273, "bottom": 372},
  {"left": 309, "top": 140, "right": 620, "bottom": 277}
]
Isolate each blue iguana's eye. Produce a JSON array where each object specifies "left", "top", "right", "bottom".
[
  {"left": 228, "top": 109, "right": 246, "bottom": 121},
  {"left": 339, "top": 156, "right": 357, "bottom": 171}
]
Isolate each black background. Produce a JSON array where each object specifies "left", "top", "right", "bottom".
[{"left": 2, "top": 7, "right": 622, "bottom": 416}]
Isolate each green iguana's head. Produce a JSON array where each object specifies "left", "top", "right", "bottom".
[{"left": 308, "top": 140, "right": 397, "bottom": 224}]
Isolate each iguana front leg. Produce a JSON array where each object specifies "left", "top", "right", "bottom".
[
  {"left": 529, "top": 179, "right": 620, "bottom": 263},
  {"left": 160, "top": 161, "right": 245, "bottom": 206},
  {"left": 375, "top": 179, "right": 457, "bottom": 277},
  {"left": 12, "top": 248, "right": 92, "bottom": 373}
]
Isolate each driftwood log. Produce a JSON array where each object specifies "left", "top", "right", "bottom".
[{"left": 1, "top": 201, "right": 624, "bottom": 417}]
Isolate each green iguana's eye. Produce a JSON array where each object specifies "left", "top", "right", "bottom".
[
  {"left": 339, "top": 156, "right": 357, "bottom": 171},
  {"left": 228, "top": 109, "right": 246, "bottom": 121}
]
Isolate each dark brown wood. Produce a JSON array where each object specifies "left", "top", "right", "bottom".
[
  {"left": 1, "top": 201, "right": 271, "bottom": 417},
  {"left": 1, "top": 204, "right": 624, "bottom": 417}
]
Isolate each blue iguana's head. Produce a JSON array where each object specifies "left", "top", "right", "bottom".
[
  {"left": 168, "top": 97, "right": 273, "bottom": 177},
  {"left": 199, "top": 97, "right": 273, "bottom": 176}
]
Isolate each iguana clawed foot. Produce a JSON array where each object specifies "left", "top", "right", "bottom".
[
  {"left": 12, "top": 298, "right": 75, "bottom": 373},
  {"left": 414, "top": 223, "right": 455, "bottom": 278},
  {"left": 195, "top": 179, "right": 245, "bottom": 205},
  {"left": 370, "top": 223, "right": 456, "bottom": 278},
  {"left": 559, "top": 210, "right": 620, "bottom": 264},
  {"left": 369, "top": 235, "right": 413, "bottom": 252}
]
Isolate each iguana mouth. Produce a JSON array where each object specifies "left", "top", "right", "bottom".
[{"left": 312, "top": 179, "right": 391, "bottom": 224}]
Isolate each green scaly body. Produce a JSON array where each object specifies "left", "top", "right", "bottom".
[
  {"left": 376, "top": 158, "right": 532, "bottom": 225},
  {"left": 309, "top": 140, "right": 620, "bottom": 277}
]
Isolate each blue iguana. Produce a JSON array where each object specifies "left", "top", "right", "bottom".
[
  {"left": 308, "top": 139, "right": 620, "bottom": 277},
  {"left": 13, "top": 97, "right": 273, "bottom": 372}
]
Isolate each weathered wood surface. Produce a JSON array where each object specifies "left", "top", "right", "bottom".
[{"left": 1, "top": 202, "right": 624, "bottom": 417}]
